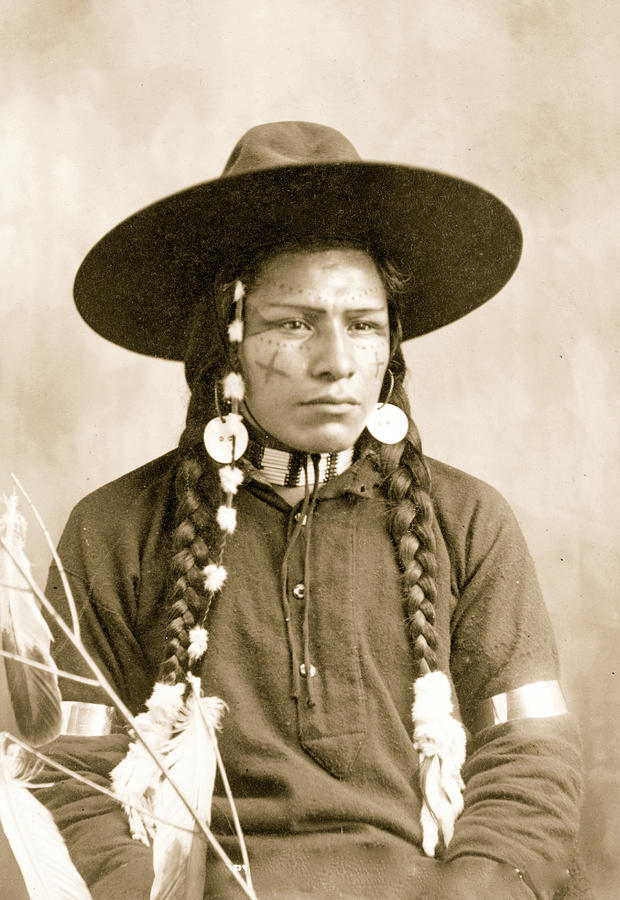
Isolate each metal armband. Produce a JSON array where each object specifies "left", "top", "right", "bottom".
[
  {"left": 61, "top": 701, "right": 118, "bottom": 735},
  {"left": 470, "top": 680, "right": 569, "bottom": 735}
]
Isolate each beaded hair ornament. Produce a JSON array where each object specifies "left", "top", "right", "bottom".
[{"left": 112, "top": 277, "right": 466, "bottom": 863}]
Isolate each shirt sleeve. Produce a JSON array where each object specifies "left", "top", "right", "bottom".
[
  {"left": 435, "top": 472, "right": 582, "bottom": 899},
  {"left": 35, "top": 734, "right": 153, "bottom": 899},
  {"left": 40, "top": 496, "right": 158, "bottom": 895},
  {"left": 45, "top": 494, "right": 156, "bottom": 712}
]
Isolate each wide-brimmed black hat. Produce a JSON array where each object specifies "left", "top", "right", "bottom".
[{"left": 74, "top": 121, "right": 522, "bottom": 359}]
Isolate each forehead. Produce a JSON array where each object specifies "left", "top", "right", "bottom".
[{"left": 246, "top": 248, "right": 387, "bottom": 311}]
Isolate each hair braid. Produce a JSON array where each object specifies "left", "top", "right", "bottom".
[
  {"left": 381, "top": 387, "right": 466, "bottom": 857},
  {"left": 375, "top": 356, "right": 440, "bottom": 678},
  {"left": 158, "top": 358, "right": 224, "bottom": 685}
]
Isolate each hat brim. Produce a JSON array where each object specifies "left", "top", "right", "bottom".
[{"left": 74, "top": 162, "right": 522, "bottom": 359}]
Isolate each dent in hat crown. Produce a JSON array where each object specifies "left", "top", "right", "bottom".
[{"left": 222, "top": 121, "right": 362, "bottom": 177}]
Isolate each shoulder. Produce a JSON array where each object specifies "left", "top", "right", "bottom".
[
  {"left": 64, "top": 450, "right": 179, "bottom": 539},
  {"left": 426, "top": 457, "right": 529, "bottom": 583},
  {"left": 427, "top": 456, "right": 514, "bottom": 524}
]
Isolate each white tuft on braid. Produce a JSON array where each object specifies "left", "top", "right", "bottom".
[
  {"left": 228, "top": 319, "right": 244, "bottom": 343},
  {"left": 222, "top": 372, "right": 245, "bottom": 401},
  {"left": 145, "top": 681, "right": 186, "bottom": 718},
  {"left": 217, "top": 505, "right": 237, "bottom": 533},
  {"left": 202, "top": 563, "right": 228, "bottom": 592},
  {"left": 188, "top": 626, "right": 209, "bottom": 660},
  {"left": 219, "top": 465, "right": 244, "bottom": 494}
]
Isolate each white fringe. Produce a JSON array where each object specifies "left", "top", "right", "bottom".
[
  {"left": 234, "top": 280, "right": 245, "bottom": 302},
  {"left": 412, "top": 671, "right": 466, "bottom": 857}
]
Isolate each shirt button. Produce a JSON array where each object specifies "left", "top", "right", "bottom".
[
  {"left": 299, "top": 663, "right": 317, "bottom": 677},
  {"left": 292, "top": 583, "right": 305, "bottom": 600}
]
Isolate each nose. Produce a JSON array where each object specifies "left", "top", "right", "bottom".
[{"left": 310, "top": 323, "right": 355, "bottom": 381}]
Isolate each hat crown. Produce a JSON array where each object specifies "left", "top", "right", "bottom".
[{"left": 222, "top": 121, "right": 361, "bottom": 177}]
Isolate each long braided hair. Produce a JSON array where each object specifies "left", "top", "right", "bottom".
[
  {"left": 376, "top": 330, "right": 439, "bottom": 679},
  {"left": 158, "top": 241, "right": 440, "bottom": 689}
]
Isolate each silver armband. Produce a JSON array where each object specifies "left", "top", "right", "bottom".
[
  {"left": 61, "top": 701, "right": 117, "bottom": 735},
  {"left": 471, "top": 680, "right": 569, "bottom": 734}
]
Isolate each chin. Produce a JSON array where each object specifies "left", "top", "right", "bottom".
[{"left": 285, "top": 424, "right": 365, "bottom": 454}]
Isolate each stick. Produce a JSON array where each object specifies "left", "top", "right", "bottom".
[
  {"left": 192, "top": 679, "right": 253, "bottom": 891},
  {"left": 11, "top": 475, "right": 81, "bottom": 640},
  {"left": 0, "top": 536, "right": 257, "bottom": 900}
]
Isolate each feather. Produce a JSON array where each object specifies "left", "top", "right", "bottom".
[
  {"left": 150, "top": 676, "right": 225, "bottom": 900},
  {"left": 111, "top": 682, "right": 185, "bottom": 845},
  {"left": 0, "top": 495, "right": 61, "bottom": 745},
  {"left": 412, "top": 670, "right": 466, "bottom": 856},
  {"left": 0, "top": 738, "right": 91, "bottom": 898}
]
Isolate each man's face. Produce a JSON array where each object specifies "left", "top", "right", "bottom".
[{"left": 240, "top": 248, "right": 391, "bottom": 453}]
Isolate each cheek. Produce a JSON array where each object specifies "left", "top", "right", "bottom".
[
  {"left": 352, "top": 338, "right": 390, "bottom": 382},
  {"left": 241, "top": 334, "right": 310, "bottom": 393}
]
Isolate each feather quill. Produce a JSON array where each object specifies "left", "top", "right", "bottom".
[
  {"left": 0, "top": 737, "right": 91, "bottom": 899},
  {"left": 0, "top": 495, "right": 61, "bottom": 745},
  {"left": 150, "top": 676, "right": 225, "bottom": 900}
]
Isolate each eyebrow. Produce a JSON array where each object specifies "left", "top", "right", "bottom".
[{"left": 252, "top": 302, "right": 388, "bottom": 315}]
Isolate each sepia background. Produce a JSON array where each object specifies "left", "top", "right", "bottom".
[{"left": 2, "top": 1, "right": 618, "bottom": 897}]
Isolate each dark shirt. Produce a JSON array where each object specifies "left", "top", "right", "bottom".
[{"left": 42, "top": 451, "right": 581, "bottom": 899}]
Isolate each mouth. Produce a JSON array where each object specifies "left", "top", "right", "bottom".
[
  {"left": 299, "top": 398, "right": 361, "bottom": 419},
  {"left": 302, "top": 396, "right": 360, "bottom": 407}
]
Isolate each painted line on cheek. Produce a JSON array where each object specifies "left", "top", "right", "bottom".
[
  {"left": 256, "top": 348, "right": 290, "bottom": 382},
  {"left": 374, "top": 349, "right": 388, "bottom": 381}
]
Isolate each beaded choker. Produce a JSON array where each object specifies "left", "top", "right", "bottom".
[{"left": 245, "top": 441, "right": 355, "bottom": 487}]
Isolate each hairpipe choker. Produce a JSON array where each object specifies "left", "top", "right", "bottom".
[{"left": 245, "top": 442, "right": 355, "bottom": 487}]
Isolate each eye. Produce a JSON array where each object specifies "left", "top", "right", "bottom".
[
  {"left": 279, "top": 319, "right": 311, "bottom": 332},
  {"left": 349, "top": 320, "right": 384, "bottom": 334}
]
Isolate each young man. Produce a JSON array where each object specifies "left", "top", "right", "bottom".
[{"left": 41, "top": 122, "right": 581, "bottom": 899}]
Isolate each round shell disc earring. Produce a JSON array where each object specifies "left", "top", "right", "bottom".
[
  {"left": 203, "top": 413, "right": 249, "bottom": 463},
  {"left": 365, "top": 370, "right": 408, "bottom": 444}
]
